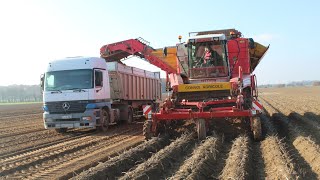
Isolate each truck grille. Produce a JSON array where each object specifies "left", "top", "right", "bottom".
[{"left": 46, "top": 101, "right": 88, "bottom": 114}]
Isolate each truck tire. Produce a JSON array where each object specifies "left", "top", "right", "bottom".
[
  {"left": 252, "top": 116, "right": 262, "bottom": 141},
  {"left": 197, "top": 119, "right": 206, "bottom": 140},
  {"left": 98, "top": 109, "right": 110, "bottom": 132},
  {"left": 127, "top": 106, "right": 134, "bottom": 124},
  {"left": 55, "top": 128, "right": 67, "bottom": 133},
  {"left": 143, "top": 120, "right": 152, "bottom": 140}
]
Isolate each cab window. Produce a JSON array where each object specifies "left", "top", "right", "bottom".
[{"left": 95, "top": 70, "right": 103, "bottom": 87}]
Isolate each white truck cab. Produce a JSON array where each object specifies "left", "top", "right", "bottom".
[
  {"left": 42, "top": 57, "right": 112, "bottom": 132},
  {"left": 42, "top": 57, "right": 161, "bottom": 132}
]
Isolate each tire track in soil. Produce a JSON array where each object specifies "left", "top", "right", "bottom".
[
  {"left": 0, "top": 125, "right": 45, "bottom": 139},
  {"left": 0, "top": 130, "right": 94, "bottom": 159},
  {"left": 119, "top": 133, "right": 196, "bottom": 180},
  {"left": 0, "top": 121, "right": 41, "bottom": 131},
  {"left": 0, "top": 130, "right": 65, "bottom": 154},
  {"left": 1, "top": 132, "right": 102, "bottom": 174},
  {"left": 0, "top": 127, "right": 90, "bottom": 147},
  {"left": 171, "top": 135, "right": 220, "bottom": 180},
  {"left": 251, "top": 142, "right": 265, "bottom": 180},
  {"left": 0, "top": 125, "right": 141, "bottom": 179},
  {"left": 251, "top": 114, "right": 276, "bottom": 180},
  {"left": 72, "top": 137, "right": 171, "bottom": 180},
  {"left": 0, "top": 124, "right": 139, "bottom": 175},
  {"left": 212, "top": 141, "right": 232, "bottom": 179},
  {"left": 0, "top": 128, "right": 60, "bottom": 146},
  {"left": 28, "top": 134, "right": 144, "bottom": 180},
  {"left": 261, "top": 97, "right": 320, "bottom": 178}
]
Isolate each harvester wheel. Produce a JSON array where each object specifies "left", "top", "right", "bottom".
[
  {"left": 252, "top": 116, "right": 262, "bottom": 141},
  {"left": 143, "top": 120, "right": 152, "bottom": 140},
  {"left": 98, "top": 109, "right": 110, "bottom": 132},
  {"left": 197, "top": 119, "right": 206, "bottom": 140}
]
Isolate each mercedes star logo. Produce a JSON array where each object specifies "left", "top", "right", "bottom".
[{"left": 62, "top": 102, "right": 70, "bottom": 111}]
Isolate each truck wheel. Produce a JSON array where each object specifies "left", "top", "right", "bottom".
[
  {"left": 252, "top": 116, "right": 262, "bottom": 141},
  {"left": 197, "top": 119, "right": 206, "bottom": 140},
  {"left": 55, "top": 128, "right": 67, "bottom": 133},
  {"left": 127, "top": 106, "right": 134, "bottom": 124},
  {"left": 99, "top": 109, "right": 110, "bottom": 132},
  {"left": 143, "top": 120, "right": 152, "bottom": 140}
]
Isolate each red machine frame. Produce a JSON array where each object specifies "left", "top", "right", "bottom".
[{"left": 100, "top": 32, "right": 268, "bottom": 140}]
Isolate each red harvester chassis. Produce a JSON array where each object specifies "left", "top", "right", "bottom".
[{"left": 151, "top": 98, "right": 257, "bottom": 133}]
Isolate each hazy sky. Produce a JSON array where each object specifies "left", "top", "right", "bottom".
[{"left": 0, "top": 0, "right": 319, "bottom": 85}]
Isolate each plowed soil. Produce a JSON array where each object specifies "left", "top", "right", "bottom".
[{"left": 1, "top": 86, "right": 320, "bottom": 179}]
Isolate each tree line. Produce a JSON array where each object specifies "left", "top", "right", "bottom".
[
  {"left": 259, "top": 80, "right": 320, "bottom": 88},
  {"left": 0, "top": 85, "right": 42, "bottom": 103},
  {"left": 1, "top": 80, "right": 318, "bottom": 103}
]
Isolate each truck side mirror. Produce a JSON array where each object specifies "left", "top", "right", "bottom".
[{"left": 40, "top": 74, "right": 45, "bottom": 91}]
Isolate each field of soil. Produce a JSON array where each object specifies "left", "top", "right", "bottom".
[{"left": 0, "top": 86, "right": 319, "bottom": 179}]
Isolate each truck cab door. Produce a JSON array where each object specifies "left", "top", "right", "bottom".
[{"left": 94, "top": 69, "right": 107, "bottom": 100}]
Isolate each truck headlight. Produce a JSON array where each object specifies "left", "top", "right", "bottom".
[{"left": 82, "top": 116, "right": 92, "bottom": 121}]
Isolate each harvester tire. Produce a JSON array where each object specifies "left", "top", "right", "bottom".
[
  {"left": 98, "top": 109, "right": 110, "bottom": 132},
  {"left": 252, "top": 116, "right": 262, "bottom": 141},
  {"left": 197, "top": 119, "right": 206, "bottom": 140},
  {"left": 143, "top": 120, "right": 152, "bottom": 140}
]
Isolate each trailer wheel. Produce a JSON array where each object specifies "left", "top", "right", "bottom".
[
  {"left": 252, "top": 116, "right": 262, "bottom": 141},
  {"left": 143, "top": 120, "right": 152, "bottom": 140},
  {"left": 55, "top": 128, "right": 67, "bottom": 133},
  {"left": 197, "top": 119, "right": 206, "bottom": 140},
  {"left": 127, "top": 106, "right": 134, "bottom": 124},
  {"left": 98, "top": 109, "right": 110, "bottom": 132}
]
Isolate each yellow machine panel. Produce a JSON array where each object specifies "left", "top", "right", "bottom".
[
  {"left": 249, "top": 42, "right": 268, "bottom": 58},
  {"left": 151, "top": 47, "right": 177, "bottom": 70},
  {"left": 177, "top": 82, "right": 231, "bottom": 92},
  {"left": 250, "top": 42, "right": 269, "bottom": 71}
]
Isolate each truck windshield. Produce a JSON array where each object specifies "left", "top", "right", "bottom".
[
  {"left": 45, "top": 69, "right": 93, "bottom": 91},
  {"left": 188, "top": 40, "right": 228, "bottom": 79}
]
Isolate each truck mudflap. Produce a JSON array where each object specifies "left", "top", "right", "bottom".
[{"left": 142, "top": 105, "right": 152, "bottom": 119}]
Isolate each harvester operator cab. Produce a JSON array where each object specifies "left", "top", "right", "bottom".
[{"left": 187, "top": 34, "right": 228, "bottom": 79}]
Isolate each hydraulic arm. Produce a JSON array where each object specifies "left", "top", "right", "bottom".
[{"left": 100, "top": 38, "right": 177, "bottom": 74}]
